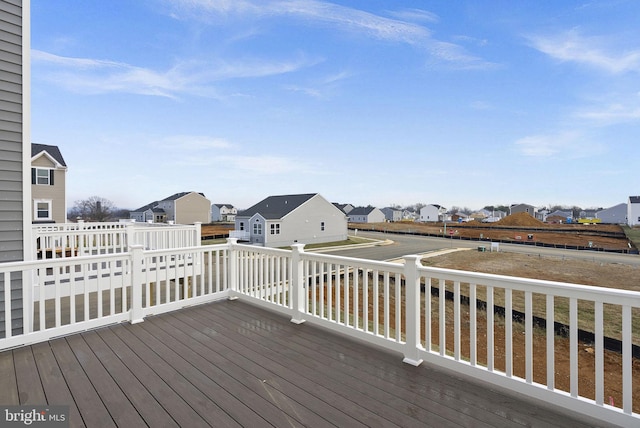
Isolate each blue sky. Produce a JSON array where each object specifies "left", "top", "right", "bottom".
[{"left": 31, "top": 0, "right": 640, "bottom": 211}]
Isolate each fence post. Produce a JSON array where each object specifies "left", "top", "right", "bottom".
[
  {"left": 130, "top": 244, "right": 145, "bottom": 324},
  {"left": 402, "top": 254, "right": 423, "bottom": 366},
  {"left": 194, "top": 222, "right": 202, "bottom": 246},
  {"left": 290, "top": 243, "right": 306, "bottom": 324},
  {"left": 226, "top": 238, "right": 238, "bottom": 300}
]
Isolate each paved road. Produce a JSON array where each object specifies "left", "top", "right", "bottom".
[{"left": 320, "top": 231, "right": 640, "bottom": 267}]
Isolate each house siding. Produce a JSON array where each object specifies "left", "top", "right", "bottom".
[
  {"left": 264, "top": 194, "right": 347, "bottom": 247},
  {"left": 174, "top": 192, "right": 210, "bottom": 224},
  {"left": 0, "top": 0, "right": 27, "bottom": 338},
  {"left": 31, "top": 154, "right": 66, "bottom": 223},
  {"left": 628, "top": 197, "right": 640, "bottom": 227}
]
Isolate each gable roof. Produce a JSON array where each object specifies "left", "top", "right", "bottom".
[
  {"left": 162, "top": 191, "right": 206, "bottom": 201},
  {"left": 238, "top": 193, "right": 317, "bottom": 219},
  {"left": 214, "top": 204, "right": 235, "bottom": 209},
  {"left": 32, "top": 143, "right": 67, "bottom": 167},
  {"left": 132, "top": 201, "right": 160, "bottom": 213},
  {"left": 348, "top": 206, "right": 377, "bottom": 216}
]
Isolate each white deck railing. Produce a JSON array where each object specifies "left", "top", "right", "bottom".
[
  {"left": 33, "top": 221, "right": 201, "bottom": 259},
  {"left": 0, "top": 239, "right": 638, "bottom": 426}
]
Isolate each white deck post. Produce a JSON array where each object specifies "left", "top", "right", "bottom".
[
  {"left": 226, "top": 238, "right": 238, "bottom": 300},
  {"left": 129, "top": 244, "right": 145, "bottom": 324},
  {"left": 290, "top": 243, "right": 306, "bottom": 324},
  {"left": 402, "top": 254, "right": 423, "bottom": 366},
  {"left": 194, "top": 222, "right": 202, "bottom": 246}
]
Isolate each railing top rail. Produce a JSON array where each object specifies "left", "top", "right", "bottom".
[
  {"left": 301, "top": 250, "right": 405, "bottom": 272},
  {"left": 419, "top": 264, "right": 640, "bottom": 305},
  {"left": 142, "top": 243, "right": 228, "bottom": 257},
  {"left": 232, "top": 243, "right": 292, "bottom": 257},
  {"left": 0, "top": 251, "right": 131, "bottom": 272}
]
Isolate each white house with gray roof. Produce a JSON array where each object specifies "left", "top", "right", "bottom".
[
  {"left": 234, "top": 193, "right": 347, "bottom": 247},
  {"left": 347, "top": 206, "right": 385, "bottom": 223}
]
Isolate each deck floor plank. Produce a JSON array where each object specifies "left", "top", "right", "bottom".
[
  {"left": 79, "top": 330, "right": 178, "bottom": 428},
  {"left": 215, "top": 302, "right": 502, "bottom": 427},
  {"left": 12, "top": 346, "right": 47, "bottom": 405},
  {"left": 140, "top": 314, "right": 328, "bottom": 428},
  {"left": 94, "top": 327, "right": 212, "bottom": 428},
  {"left": 162, "top": 309, "right": 369, "bottom": 428},
  {"left": 48, "top": 337, "right": 115, "bottom": 428},
  {"left": 31, "top": 342, "right": 85, "bottom": 427},
  {"left": 223, "top": 300, "right": 571, "bottom": 428},
  {"left": 178, "top": 304, "right": 461, "bottom": 428},
  {"left": 171, "top": 307, "right": 409, "bottom": 428},
  {"left": 109, "top": 322, "right": 243, "bottom": 428},
  {"left": 64, "top": 333, "right": 148, "bottom": 428},
  {"left": 0, "top": 349, "right": 18, "bottom": 405},
  {"left": 0, "top": 299, "right": 621, "bottom": 428}
]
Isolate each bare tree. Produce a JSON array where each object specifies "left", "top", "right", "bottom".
[{"left": 68, "top": 196, "right": 116, "bottom": 222}]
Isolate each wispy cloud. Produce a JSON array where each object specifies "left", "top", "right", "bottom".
[
  {"left": 165, "top": 0, "right": 494, "bottom": 69},
  {"left": 527, "top": 29, "right": 640, "bottom": 74},
  {"left": 575, "top": 102, "right": 640, "bottom": 125},
  {"left": 514, "top": 131, "right": 604, "bottom": 158},
  {"left": 32, "top": 49, "right": 319, "bottom": 98}
]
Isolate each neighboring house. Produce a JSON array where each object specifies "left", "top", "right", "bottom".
[
  {"left": 628, "top": 196, "right": 640, "bottom": 227},
  {"left": 211, "top": 204, "right": 237, "bottom": 222},
  {"left": 333, "top": 203, "right": 354, "bottom": 215},
  {"left": 419, "top": 204, "right": 445, "bottom": 222},
  {"left": 31, "top": 143, "right": 66, "bottom": 223},
  {"left": 596, "top": 203, "right": 627, "bottom": 224},
  {"left": 579, "top": 209, "right": 598, "bottom": 220},
  {"left": 380, "top": 207, "right": 402, "bottom": 222},
  {"left": 402, "top": 209, "right": 418, "bottom": 221},
  {"left": 348, "top": 206, "right": 386, "bottom": 224},
  {"left": 546, "top": 210, "right": 573, "bottom": 223},
  {"left": 0, "top": 0, "right": 29, "bottom": 338},
  {"left": 450, "top": 212, "right": 470, "bottom": 222},
  {"left": 130, "top": 192, "right": 211, "bottom": 224},
  {"left": 234, "top": 193, "right": 347, "bottom": 247},
  {"left": 129, "top": 201, "right": 166, "bottom": 223},
  {"left": 510, "top": 203, "right": 535, "bottom": 216}
]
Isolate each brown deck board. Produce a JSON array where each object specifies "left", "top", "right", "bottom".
[
  {"left": 0, "top": 349, "right": 19, "bottom": 405},
  {"left": 13, "top": 346, "right": 47, "bottom": 405},
  {"left": 0, "top": 300, "right": 619, "bottom": 427},
  {"left": 31, "top": 342, "right": 85, "bottom": 427}
]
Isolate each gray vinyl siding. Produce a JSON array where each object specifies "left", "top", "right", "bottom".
[{"left": 0, "top": 0, "right": 24, "bottom": 338}]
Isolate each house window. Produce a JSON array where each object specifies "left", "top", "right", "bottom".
[
  {"left": 34, "top": 200, "right": 52, "bottom": 220},
  {"left": 32, "top": 168, "right": 54, "bottom": 185},
  {"left": 320, "top": 221, "right": 325, "bottom": 231},
  {"left": 253, "top": 222, "right": 262, "bottom": 235},
  {"left": 239, "top": 222, "right": 244, "bottom": 231},
  {"left": 270, "top": 224, "right": 280, "bottom": 235}
]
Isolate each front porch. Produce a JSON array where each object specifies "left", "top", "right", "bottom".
[{"left": 0, "top": 299, "right": 605, "bottom": 427}]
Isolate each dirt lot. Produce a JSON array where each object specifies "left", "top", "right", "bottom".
[
  {"left": 419, "top": 249, "right": 640, "bottom": 413},
  {"left": 354, "top": 212, "right": 632, "bottom": 251}
]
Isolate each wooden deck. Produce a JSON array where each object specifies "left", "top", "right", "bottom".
[{"left": 0, "top": 300, "right": 614, "bottom": 427}]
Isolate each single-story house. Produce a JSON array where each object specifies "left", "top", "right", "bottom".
[
  {"left": 234, "top": 193, "right": 347, "bottom": 247},
  {"left": 546, "top": 210, "right": 573, "bottom": 224},
  {"left": 348, "top": 206, "right": 386, "bottom": 224}
]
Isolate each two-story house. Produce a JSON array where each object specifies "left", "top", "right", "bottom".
[
  {"left": 31, "top": 143, "right": 66, "bottom": 223},
  {"left": 211, "top": 203, "right": 237, "bottom": 222},
  {"left": 130, "top": 192, "right": 211, "bottom": 224}
]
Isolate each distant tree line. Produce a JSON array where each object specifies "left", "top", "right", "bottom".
[{"left": 67, "top": 196, "right": 129, "bottom": 222}]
